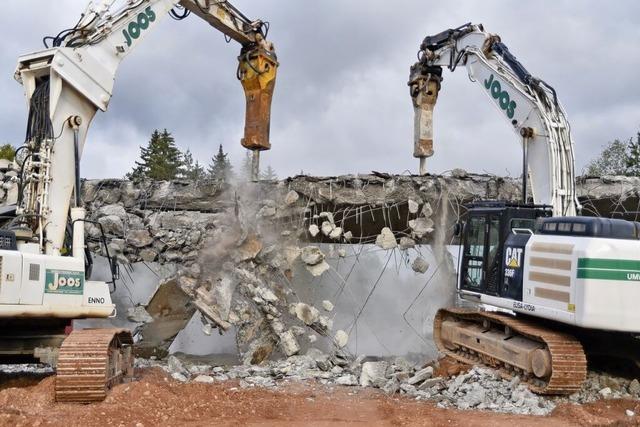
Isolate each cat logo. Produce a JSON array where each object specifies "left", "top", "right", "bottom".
[{"left": 505, "top": 247, "right": 523, "bottom": 269}]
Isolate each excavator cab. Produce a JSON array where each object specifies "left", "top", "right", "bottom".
[{"left": 458, "top": 201, "right": 551, "bottom": 297}]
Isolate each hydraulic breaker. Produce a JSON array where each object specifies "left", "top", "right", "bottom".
[
  {"left": 409, "top": 64, "right": 442, "bottom": 175},
  {"left": 238, "top": 43, "right": 278, "bottom": 180}
]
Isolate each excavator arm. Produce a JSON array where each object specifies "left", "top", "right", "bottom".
[
  {"left": 409, "top": 23, "right": 578, "bottom": 217},
  {"left": 13, "top": 0, "right": 277, "bottom": 256}
]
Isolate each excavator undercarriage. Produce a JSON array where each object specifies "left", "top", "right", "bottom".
[{"left": 434, "top": 308, "right": 587, "bottom": 394}]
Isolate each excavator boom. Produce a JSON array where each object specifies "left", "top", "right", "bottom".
[
  {"left": 4, "top": 0, "right": 278, "bottom": 403},
  {"left": 409, "top": 23, "right": 577, "bottom": 217}
]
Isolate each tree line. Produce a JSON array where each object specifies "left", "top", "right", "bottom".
[
  {"left": 585, "top": 129, "right": 640, "bottom": 176},
  {"left": 2, "top": 128, "right": 638, "bottom": 179},
  {"left": 126, "top": 129, "right": 277, "bottom": 182}
]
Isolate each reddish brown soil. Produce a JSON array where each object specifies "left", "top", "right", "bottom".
[
  {"left": 0, "top": 368, "right": 638, "bottom": 426},
  {"left": 431, "top": 357, "right": 470, "bottom": 378}
]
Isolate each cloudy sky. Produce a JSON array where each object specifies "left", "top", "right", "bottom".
[{"left": 0, "top": 1, "right": 638, "bottom": 179}]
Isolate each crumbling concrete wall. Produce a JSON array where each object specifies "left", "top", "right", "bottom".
[{"left": 0, "top": 168, "right": 638, "bottom": 363}]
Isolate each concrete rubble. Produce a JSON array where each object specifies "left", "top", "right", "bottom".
[
  {"left": 135, "top": 352, "right": 640, "bottom": 416},
  {"left": 0, "top": 170, "right": 638, "bottom": 368},
  {"left": 411, "top": 256, "right": 430, "bottom": 274}
]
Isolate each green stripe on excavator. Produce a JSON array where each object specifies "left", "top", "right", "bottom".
[
  {"left": 577, "top": 269, "right": 640, "bottom": 281},
  {"left": 577, "top": 258, "right": 640, "bottom": 271}
]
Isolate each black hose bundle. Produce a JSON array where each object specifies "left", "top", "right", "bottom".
[{"left": 25, "top": 78, "right": 54, "bottom": 148}]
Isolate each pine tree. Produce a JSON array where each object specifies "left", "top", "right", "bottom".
[
  {"left": 127, "top": 129, "right": 183, "bottom": 181},
  {"left": 182, "top": 149, "right": 206, "bottom": 181},
  {"left": 260, "top": 165, "right": 278, "bottom": 181},
  {"left": 207, "top": 144, "right": 234, "bottom": 181},
  {"left": 0, "top": 144, "right": 15, "bottom": 161},
  {"left": 626, "top": 132, "right": 640, "bottom": 177}
]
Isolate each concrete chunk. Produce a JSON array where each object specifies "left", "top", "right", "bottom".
[
  {"left": 279, "top": 330, "right": 301, "bottom": 356},
  {"left": 408, "top": 199, "right": 419, "bottom": 214},
  {"left": 409, "top": 218, "right": 434, "bottom": 238},
  {"left": 407, "top": 366, "right": 434, "bottom": 385},
  {"left": 284, "top": 190, "right": 300, "bottom": 205},
  {"left": 360, "top": 361, "right": 389, "bottom": 388},
  {"left": 399, "top": 237, "right": 416, "bottom": 250},
  {"left": 329, "top": 227, "right": 343, "bottom": 240},
  {"left": 301, "top": 246, "right": 324, "bottom": 265},
  {"left": 194, "top": 375, "right": 215, "bottom": 384},
  {"left": 127, "top": 306, "right": 154, "bottom": 323},
  {"left": 335, "top": 374, "right": 358, "bottom": 386},
  {"left": 375, "top": 227, "right": 397, "bottom": 249},
  {"left": 308, "top": 224, "right": 320, "bottom": 237},
  {"left": 321, "top": 221, "right": 334, "bottom": 236},
  {"left": 292, "top": 303, "right": 320, "bottom": 325},
  {"left": 306, "top": 260, "right": 330, "bottom": 276},
  {"left": 411, "top": 256, "right": 430, "bottom": 274},
  {"left": 334, "top": 330, "right": 348, "bottom": 348}
]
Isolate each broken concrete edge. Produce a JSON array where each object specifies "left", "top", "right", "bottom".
[{"left": 1, "top": 172, "right": 637, "bottom": 365}]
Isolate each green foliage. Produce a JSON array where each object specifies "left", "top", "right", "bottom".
[
  {"left": 625, "top": 131, "right": 640, "bottom": 177},
  {"left": 207, "top": 144, "right": 234, "bottom": 181},
  {"left": 260, "top": 165, "right": 278, "bottom": 181},
  {"left": 182, "top": 149, "right": 206, "bottom": 182},
  {"left": 586, "top": 139, "right": 629, "bottom": 176},
  {"left": 0, "top": 144, "right": 15, "bottom": 161},
  {"left": 586, "top": 131, "right": 640, "bottom": 177},
  {"left": 127, "top": 129, "right": 184, "bottom": 181}
]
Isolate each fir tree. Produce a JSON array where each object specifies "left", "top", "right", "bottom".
[
  {"left": 182, "top": 149, "right": 206, "bottom": 181},
  {"left": 625, "top": 131, "right": 640, "bottom": 177},
  {"left": 586, "top": 139, "right": 629, "bottom": 176},
  {"left": 127, "top": 129, "right": 183, "bottom": 181},
  {"left": 0, "top": 144, "right": 15, "bottom": 161},
  {"left": 585, "top": 129, "right": 640, "bottom": 177},
  {"left": 260, "top": 165, "right": 278, "bottom": 181},
  {"left": 207, "top": 144, "right": 234, "bottom": 181}
]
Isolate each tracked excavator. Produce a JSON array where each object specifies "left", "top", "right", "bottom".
[
  {"left": 1, "top": 0, "right": 277, "bottom": 402},
  {"left": 409, "top": 23, "right": 640, "bottom": 394}
]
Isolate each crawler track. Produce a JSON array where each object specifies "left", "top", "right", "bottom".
[
  {"left": 434, "top": 308, "right": 587, "bottom": 394},
  {"left": 55, "top": 329, "right": 134, "bottom": 403}
]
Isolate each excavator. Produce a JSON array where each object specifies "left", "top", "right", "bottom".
[
  {"left": 1, "top": 0, "right": 277, "bottom": 402},
  {"left": 409, "top": 23, "right": 640, "bottom": 394}
]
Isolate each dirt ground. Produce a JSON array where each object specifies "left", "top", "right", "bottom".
[{"left": 0, "top": 368, "right": 638, "bottom": 427}]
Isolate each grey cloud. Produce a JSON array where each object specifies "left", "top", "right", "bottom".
[{"left": 1, "top": 0, "right": 638, "bottom": 178}]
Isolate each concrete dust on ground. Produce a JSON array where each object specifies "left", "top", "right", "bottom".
[{"left": 0, "top": 368, "right": 638, "bottom": 427}]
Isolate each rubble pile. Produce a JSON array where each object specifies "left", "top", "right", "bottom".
[
  {"left": 0, "top": 171, "right": 639, "bottom": 361},
  {"left": 138, "top": 353, "right": 640, "bottom": 416},
  {"left": 565, "top": 372, "right": 640, "bottom": 403}
]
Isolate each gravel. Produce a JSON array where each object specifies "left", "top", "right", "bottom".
[{"left": 140, "top": 354, "right": 640, "bottom": 417}]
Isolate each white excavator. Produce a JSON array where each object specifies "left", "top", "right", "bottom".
[
  {"left": 409, "top": 23, "right": 640, "bottom": 394},
  {"left": 2, "top": 0, "right": 277, "bottom": 402}
]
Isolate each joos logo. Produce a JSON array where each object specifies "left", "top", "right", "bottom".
[
  {"left": 122, "top": 6, "right": 156, "bottom": 47},
  {"left": 484, "top": 74, "right": 517, "bottom": 119},
  {"left": 45, "top": 270, "right": 84, "bottom": 295}
]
